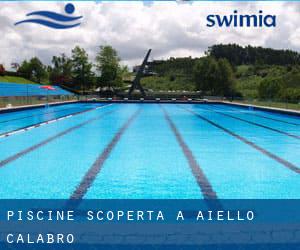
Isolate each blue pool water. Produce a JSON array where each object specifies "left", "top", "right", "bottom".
[
  {"left": 0, "top": 103, "right": 103, "bottom": 136},
  {"left": 0, "top": 103, "right": 298, "bottom": 199}
]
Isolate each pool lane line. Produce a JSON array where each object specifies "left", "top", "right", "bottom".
[
  {"left": 0, "top": 104, "right": 112, "bottom": 139},
  {"left": 0, "top": 104, "right": 92, "bottom": 124},
  {"left": 251, "top": 113, "right": 300, "bottom": 126},
  {"left": 70, "top": 108, "right": 141, "bottom": 200},
  {"left": 160, "top": 105, "right": 218, "bottom": 200},
  {"left": 0, "top": 104, "right": 106, "bottom": 138},
  {"left": 0, "top": 108, "right": 116, "bottom": 168},
  {"left": 179, "top": 106, "right": 300, "bottom": 174},
  {"left": 213, "top": 105, "right": 300, "bottom": 126},
  {"left": 202, "top": 106, "right": 300, "bottom": 140}
]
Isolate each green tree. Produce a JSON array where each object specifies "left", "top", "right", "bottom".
[
  {"left": 18, "top": 60, "right": 32, "bottom": 79},
  {"left": 18, "top": 58, "right": 47, "bottom": 83},
  {"left": 258, "top": 78, "right": 283, "bottom": 99},
  {"left": 208, "top": 44, "right": 300, "bottom": 66},
  {"left": 71, "top": 46, "right": 94, "bottom": 91},
  {"left": 0, "top": 64, "right": 5, "bottom": 76},
  {"left": 193, "top": 57, "right": 218, "bottom": 94},
  {"left": 280, "top": 88, "right": 300, "bottom": 102},
  {"left": 95, "top": 45, "right": 122, "bottom": 88},
  {"left": 193, "top": 57, "right": 235, "bottom": 96},
  {"left": 50, "top": 54, "right": 73, "bottom": 85},
  {"left": 29, "top": 57, "right": 47, "bottom": 83},
  {"left": 215, "top": 58, "right": 235, "bottom": 96}
]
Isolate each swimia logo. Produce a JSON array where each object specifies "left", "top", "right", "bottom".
[
  {"left": 206, "top": 10, "right": 276, "bottom": 28},
  {"left": 15, "top": 3, "right": 82, "bottom": 29}
]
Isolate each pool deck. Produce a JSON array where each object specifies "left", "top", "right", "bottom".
[
  {"left": 223, "top": 101, "right": 300, "bottom": 117},
  {"left": 82, "top": 99, "right": 300, "bottom": 116},
  {"left": 0, "top": 100, "right": 78, "bottom": 114}
]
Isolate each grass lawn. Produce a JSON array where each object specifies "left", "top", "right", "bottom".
[{"left": 0, "top": 76, "right": 37, "bottom": 84}]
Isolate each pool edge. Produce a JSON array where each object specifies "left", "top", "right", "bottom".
[
  {"left": 222, "top": 101, "right": 300, "bottom": 117},
  {"left": 0, "top": 100, "right": 79, "bottom": 114},
  {"left": 1, "top": 99, "right": 299, "bottom": 117}
]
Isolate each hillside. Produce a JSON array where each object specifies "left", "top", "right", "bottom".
[
  {"left": 143, "top": 57, "right": 197, "bottom": 91},
  {"left": 0, "top": 76, "right": 37, "bottom": 84},
  {"left": 235, "top": 64, "right": 300, "bottom": 102},
  {"left": 141, "top": 76, "right": 195, "bottom": 91},
  {"left": 141, "top": 45, "right": 300, "bottom": 105}
]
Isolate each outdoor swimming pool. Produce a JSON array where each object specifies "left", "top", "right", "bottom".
[{"left": 0, "top": 103, "right": 298, "bottom": 199}]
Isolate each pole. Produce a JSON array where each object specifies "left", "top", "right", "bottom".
[
  {"left": 82, "top": 63, "right": 85, "bottom": 100},
  {"left": 27, "top": 84, "right": 29, "bottom": 104},
  {"left": 46, "top": 89, "right": 49, "bottom": 107}
]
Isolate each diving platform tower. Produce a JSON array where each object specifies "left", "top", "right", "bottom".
[{"left": 128, "top": 49, "right": 152, "bottom": 98}]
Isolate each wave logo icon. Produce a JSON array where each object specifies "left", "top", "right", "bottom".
[{"left": 15, "top": 3, "right": 82, "bottom": 29}]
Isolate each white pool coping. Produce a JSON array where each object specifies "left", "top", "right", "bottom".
[
  {"left": 223, "top": 101, "right": 300, "bottom": 116},
  {"left": 0, "top": 100, "right": 78, "bottom": 112},
  {"left": 0, "top": 99, "right": 299, "bottom": 116}
]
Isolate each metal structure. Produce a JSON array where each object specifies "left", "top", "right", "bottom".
[{"left": 128, "top": 49, "right": 152, "bottom": 98}]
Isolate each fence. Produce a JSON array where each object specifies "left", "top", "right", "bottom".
[
  {"left": 231, "top": 97, "right": 300, "bottom": 111},
  {"left": 0, "top": 82, "right": 77, "bottom": 108}
]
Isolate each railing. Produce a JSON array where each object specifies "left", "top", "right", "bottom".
[
  {"left": 1, "top": 93, "right": 299, "bottom": 112},
  {"left": 230, "top": 97, "right": 300, "bottom": 111},
  {"left": 0, "top": 95, "right": 78, "bottom": 109}
]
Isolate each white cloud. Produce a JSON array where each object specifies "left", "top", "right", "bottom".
[{"left": 0, "top": 1, "right": 300, "bottom": 70}]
